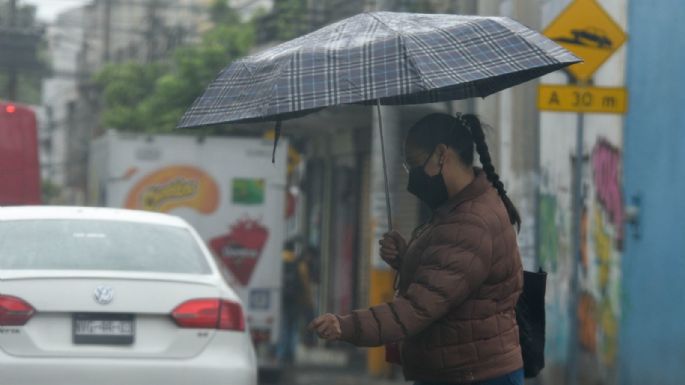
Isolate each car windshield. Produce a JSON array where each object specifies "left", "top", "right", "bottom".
[{"left": 0, "top": 219, "right": 211, "bottom": 275}]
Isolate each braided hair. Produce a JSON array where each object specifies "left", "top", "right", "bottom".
[
  {"left": 462, "top": 114, "right": 521, "bottom": 231},
  {"left": 406, "top": 113, "right": 522, "bottom": 231}
]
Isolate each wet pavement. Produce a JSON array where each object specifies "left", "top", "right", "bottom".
[{"left": 271, "top": 367, "right": 410, "bottom": 385}]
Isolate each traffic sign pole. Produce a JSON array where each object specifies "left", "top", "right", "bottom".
[{"left": 567, "top": 111, "right": 584, "bottom": 385}]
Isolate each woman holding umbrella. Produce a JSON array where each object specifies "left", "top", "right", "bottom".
[
  {"left": 178, "top": 12, "right": 576, "bottom": 383},
  {"left": 308, "top": 112, "right": 524, "bottom": 385}
]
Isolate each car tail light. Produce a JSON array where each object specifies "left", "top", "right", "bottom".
[
  {"left": 172, "top": 299, "right": 244, "bottom": 331},
  {"left": 218, "top": 300, "right": 245, "bottom": 331},
  {"left": 0, "top": 295, "right": 35, "bottom": 326}
]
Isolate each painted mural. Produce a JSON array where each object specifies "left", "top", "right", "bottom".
[
  {"left": 583, "top": 139, "right": 622, "bottom": 366},
  {"left": 538, "top": 171, "right": 572, "bottom": 366},
  {"left": 538, "top": 132, "right": 624, "bottom": 383}
]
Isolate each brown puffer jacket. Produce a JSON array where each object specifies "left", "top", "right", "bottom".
[{"left": 338, "top": 169, "right": 523, "bottom": 383}]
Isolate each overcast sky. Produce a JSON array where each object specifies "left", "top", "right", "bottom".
[{"left": 23, "top": 0, "right": 90, "bottom": 22}]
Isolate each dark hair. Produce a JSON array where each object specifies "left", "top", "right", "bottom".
[{"left": 406, "top": 113, "right": 521, "bottom": 231}]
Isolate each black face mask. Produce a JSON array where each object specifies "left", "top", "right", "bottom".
[{"left": 406, "top": 152, "right": 449, "bottom": 210}]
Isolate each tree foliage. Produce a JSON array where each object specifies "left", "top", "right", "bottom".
[
  {"left": 272, "top": 0, "right": 308, "bottom": 41},
  {"left": 95, "top": 1, "right": 254, "bottom": 133},
  {"left": 94, "top": 0, "right": 455, "bottom": 133}
]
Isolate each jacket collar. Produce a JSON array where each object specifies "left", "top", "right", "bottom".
[{"left": 434, "top": 168, "right": 490, "bottom": 220}]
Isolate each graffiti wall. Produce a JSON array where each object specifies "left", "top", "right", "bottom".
[
  {"left": 585, "top": 140, "right": 623, "bottom": 366},
  {"left": 537, "top": 120, "right": 574, "bottom": 372},
  {"left": 538, "top": 116, "right": 624, "bottom": 384}
]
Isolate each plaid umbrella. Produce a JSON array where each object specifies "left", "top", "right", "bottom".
[
  {"left": 178, "top": 11, "right": 580, "bottom": 227},
  {"left": 178, "top": 12, "right": 579, "bottom": 128}
]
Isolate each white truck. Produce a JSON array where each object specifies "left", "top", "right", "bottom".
[{"left": 89, "top": 131, "right": 288, "bottom": 374}]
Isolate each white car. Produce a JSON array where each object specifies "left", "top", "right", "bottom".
[{"left": 0, "top": 206, "right": 257, "bottom": 385}]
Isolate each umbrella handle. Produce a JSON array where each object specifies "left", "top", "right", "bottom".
[
  {"left": 376, "top": 100, "right": 393, "bottom": 231},
  {"left": 272, "top": 120, "right": 282, "bottom": 163}
]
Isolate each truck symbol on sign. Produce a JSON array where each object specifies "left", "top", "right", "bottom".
[{"left": 554, "top": 27, "right": 613, "bottom": 49}]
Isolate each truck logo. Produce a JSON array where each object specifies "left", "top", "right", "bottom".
[
  {"left": 142, "top": 178, "right": 198, "bottom": 209},
  {"left": 125, "top": 166, "right": 219, "bottom": 214},
  {"left": 210, "top": 218, "right": 269, "bottom": 286}
]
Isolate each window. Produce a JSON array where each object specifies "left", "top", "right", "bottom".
[{"left": 0, "top": 219, "right": 211, "bottom": 274}]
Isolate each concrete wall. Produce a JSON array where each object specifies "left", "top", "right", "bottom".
[{"left": 620, "top": 2, "right": 685, "bottom": 384}]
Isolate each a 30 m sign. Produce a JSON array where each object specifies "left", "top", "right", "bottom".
[{"left": 538, "top": 85, "right": 627, "bottom": 114}]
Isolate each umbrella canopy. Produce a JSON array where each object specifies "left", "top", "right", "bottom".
[{"left": 178, "top": 11, "right": 579, "bottom": 128}]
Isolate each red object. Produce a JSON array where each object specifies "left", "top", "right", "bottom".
[
  {"left": 210, "top": 218, "right": 269, "bottom": 286},
  {"left": 171, "top": 299, "right": 245, "bottom": 331},
  {"left": 0, "top": 102, "right": 41, "bottom": 205},
  {"left": 0, "top": 295, "right": 35, "bottom": 326},
  {"left": 286, "top": 191, "right": 296, "bottom": 218},
  {"left": 250, "top": 328, "right": 271, "bottom": 344}
]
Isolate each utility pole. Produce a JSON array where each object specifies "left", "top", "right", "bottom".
[
  {"left": 45, "top": 106, "right": 55, "bottom": 180},
  {"left": 145, "top": 0, "right": 162, "bottom": 63},
  {"left": 7, "top": 0, "right": 18, "bottom": 101},
  {"left": 103, "top": 0, "right": 112, "bottom": 62}
]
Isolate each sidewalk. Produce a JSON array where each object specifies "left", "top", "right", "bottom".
[
  {"left": 285, "top": 367, "right": 410, "bottom": 385},
  {"left": 268, "top": 345, "right": 410, "bottom": 385}
]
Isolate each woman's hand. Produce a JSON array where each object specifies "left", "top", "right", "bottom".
[
  {"left": 379, "top": 230, "right": 407, "bottom": 268},
  {"left": 308, "top": 313, "right": 342, "bottom": 341}
]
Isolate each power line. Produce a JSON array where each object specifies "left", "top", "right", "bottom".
[
  {"left": 131, "top": 0, "right": 271, "bottom": 13},
  {"left": 41, "top": 0, "right": 267, "bottom": 77},
  {"left": 44, "top": 0, "right": 269, "bottom": 26},
  {"left": 44, "top": 0, "right": 208, "bottom": 13},
  {"left": 49, "top": 19, "right": 188, "bottom": 36}
]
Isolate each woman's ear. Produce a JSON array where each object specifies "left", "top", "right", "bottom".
[{"left": 435, "top": 144, "right": 449, "bottom": 164}]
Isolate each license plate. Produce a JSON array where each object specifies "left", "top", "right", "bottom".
[{"left": 73, "top": 314, "right": 135, "bottom": 345}]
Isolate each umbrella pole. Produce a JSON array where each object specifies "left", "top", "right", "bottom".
[{"left": 376, "top": 99, "right": 393, "bottom": 231}]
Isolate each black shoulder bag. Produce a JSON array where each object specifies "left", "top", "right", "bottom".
[{"left": 516, "top": 268, "right": 547, "bottom": 378}]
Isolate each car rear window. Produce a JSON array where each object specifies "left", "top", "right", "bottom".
[{"left": 0, "top": 219, "right": 211, "bottom": 274}]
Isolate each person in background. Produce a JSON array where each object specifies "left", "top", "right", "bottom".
[
  {"left": 278, "top": 242, "right": 315, "bottom": 363},
  {"left": 309, "top": 113, "right": 524, "bottom": 385},
  {"left": 298, "top": 246, "right": 318, "bottom": 347}
]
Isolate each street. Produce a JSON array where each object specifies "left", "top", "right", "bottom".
[{"left": 269, "top": 367, "right": 409, "bottom": 385}]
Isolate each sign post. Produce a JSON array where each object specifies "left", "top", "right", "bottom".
[{"left": 540, "top": 1, "right": 627, "bottom": 384}]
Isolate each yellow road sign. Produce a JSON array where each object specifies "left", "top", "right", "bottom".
[
  {"left": 544, "top": 0, "right": 627, "bottom": 82},
  {"left": 538, "top": 85, "right": 627, "bottom": 113}
]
